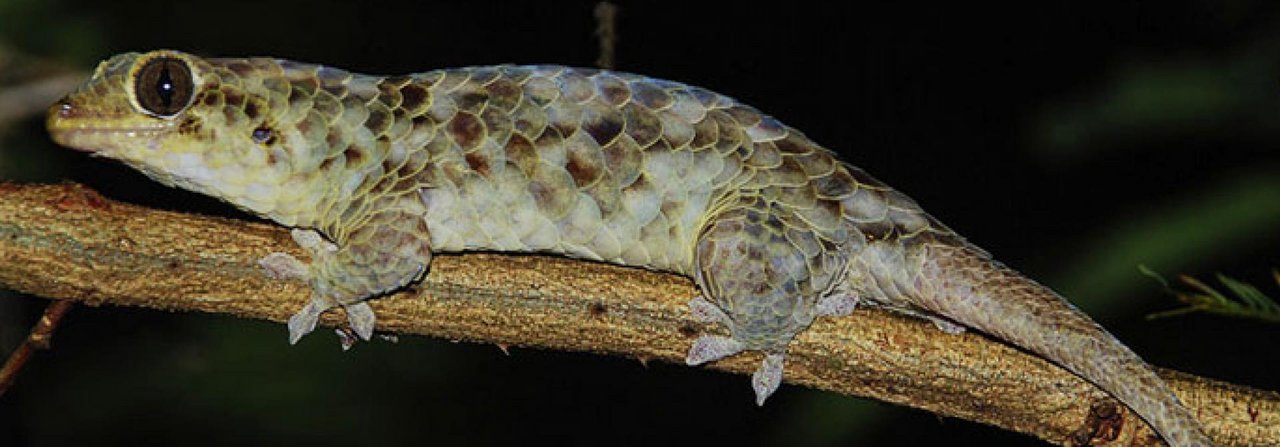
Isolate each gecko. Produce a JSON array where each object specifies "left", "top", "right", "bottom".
[{"left": 45, "top": 50, "right": 1211, "bottom": 446}]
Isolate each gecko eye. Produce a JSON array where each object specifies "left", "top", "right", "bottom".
[{"left": 133, "top": 57, "right": 194, "bottom": 117}]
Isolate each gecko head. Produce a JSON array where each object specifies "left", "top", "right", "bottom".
[{"left": 47, "top": 50, "right": 314, "bottom": 222}]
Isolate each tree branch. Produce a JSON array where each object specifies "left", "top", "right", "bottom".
[{"left": 0, "top": 182, "right": 1275, "bottom": 446}]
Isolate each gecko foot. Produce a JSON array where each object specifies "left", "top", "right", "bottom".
[
  {"left": 344, "top": 302, "right": 376, "bottom": 341},
  {"left": 685, "top": 335, "right": 745, "bottom": 366},
  {"left": 816, "top": 294, "right": 857, "bottom": 317},
  {"left": 688, "top": 296, "right": 730, "bottom": 324},
  {"left": 752, "top": 353, "right": 785, "bottom": 406},
  {"left": 287, "top": 300, "right": 324, "bottom": 345}
]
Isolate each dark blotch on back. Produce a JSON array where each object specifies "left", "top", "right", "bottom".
[
  {"left": 243, "top": 101, "right": 261, "bottom": 120},
  {"left": 857, "top": 220, "right": 896, "bottom": 242},
  {"left": 504, "top": 133, "right": 538, "bottom": 175},
  {"left": 565, "top": 151, "right": 601, "bottom": 188},
  {"left": 629, "top": 81, "right": 673, "bottom": 109},
  {"left": 813, "top": 169, "right": 855, "bottom": 198},
  {"left": 465, "top": 152, "right": 491, "bottom": 177},
  {"left": 774, "top": 136, "right": 812, "bottom": 155},
  {"left": 456, "top": 92, "right": 490, "bottom": 113},
  {"left": 595, "top": 74, "right": 631, "bottom": 106},
  {"left": 582, "top": 109, "right": 624, "bottom": 145},
  {"left": 447, "top": 112, "right": 485, "bottom": 149},
  {"left": 485, "top": 79, "right": 522, "bottom": 112},
  {"left": 291, "top": 77, "right": 319, "bottom": 97},
  {"left": 400, "top": 84, "right": 429, "bottom": 112},
  {"left": 622, "top": 104, "right": 662, "bottom": 147},
  {"left": 365, "top": 107, "right": 390, "bottom": 135},
  {"left": 344, "top": 146, "right": 365, "bottom": 166}
]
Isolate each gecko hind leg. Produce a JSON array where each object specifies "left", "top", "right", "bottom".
[{"left": 688, "top": 199, "right": 851, "bottom": 406}]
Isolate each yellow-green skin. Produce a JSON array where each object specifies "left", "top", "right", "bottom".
[{"left": 47, "top": 50, "right": 1209, "bottom": 446}]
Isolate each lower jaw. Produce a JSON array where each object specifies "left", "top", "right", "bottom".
[{"left": 48, "top": 128, "right": 166, "bottom": 153}]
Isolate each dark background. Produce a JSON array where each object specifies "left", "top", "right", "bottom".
[{"left": 1, "top": 1, "right": 1277, "bottom": 445}]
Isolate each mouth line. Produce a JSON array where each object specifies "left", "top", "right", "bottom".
[
  {"left": 48, "top": 126, "right": 169, "bottom": 135},
  {"left": 47, "top": 125, "right": 172, "bottom": 153}
]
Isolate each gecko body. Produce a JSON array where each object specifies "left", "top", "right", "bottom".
[{"left": 47, "top": 50, "right": 1210, "bottom": 446}]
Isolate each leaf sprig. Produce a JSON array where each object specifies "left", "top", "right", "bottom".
[{"left": 1141, "top": 265, "right": 1280, "bottom": 323}]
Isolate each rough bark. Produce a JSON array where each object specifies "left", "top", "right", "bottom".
[{"left": 0, "top": 182, "right": 1275, "bottom": 446}]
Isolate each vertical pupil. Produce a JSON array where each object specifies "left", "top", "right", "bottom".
[{"left": 156, "top": 65, "right": 175, "bottom": 107}]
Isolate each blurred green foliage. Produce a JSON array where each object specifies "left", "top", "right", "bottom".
[
  {"left": 0, "top": 0, "right": 104, "bottom": 63},
  {"left": 1053, "top": 172, "right": 1280, "bottom": 314}
]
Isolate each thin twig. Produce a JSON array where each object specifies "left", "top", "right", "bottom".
[
  {"left": 594, "top": 2, "right": 618, "bottom": 69},
  {"left": 0, "top": 299, "right": 74, "bottom": 396}
]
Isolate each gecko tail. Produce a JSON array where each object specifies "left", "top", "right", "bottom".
[{"left": 910, "top": 244, "right": 1211, "bottom": 447}]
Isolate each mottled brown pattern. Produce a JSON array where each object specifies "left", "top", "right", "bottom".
[
  {"left": 46, "top": 50, "right": 1209, "bottom": 447},
  {"left": 446, "top": 112, "right": 484, "bottom": 149}
]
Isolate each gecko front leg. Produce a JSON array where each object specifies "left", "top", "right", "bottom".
[
  {"left": 260, "top": 228, "right": 340, "bottom": 342},
  {"left": 261, "top": 205, "right": 433, "bottom": 345}
]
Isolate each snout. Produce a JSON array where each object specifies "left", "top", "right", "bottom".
[{"left": 46, "top": 98, "right": 82, "bottom": 149}]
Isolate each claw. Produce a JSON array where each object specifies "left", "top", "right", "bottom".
[
  {"left": 685, "top": 335, "right": 745, "bottom": 366},
  {"left": 752, "top": 353, "right": 785, "bottom": 406},
  {"left": 344, "top": 302, "right": 376, "bottom": 341},
  {"left": 335, "top": 328, "right": 357, "bottom": 351},
  {"left": 287, "top": 300, "right": 322, "bottom": 344}
]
